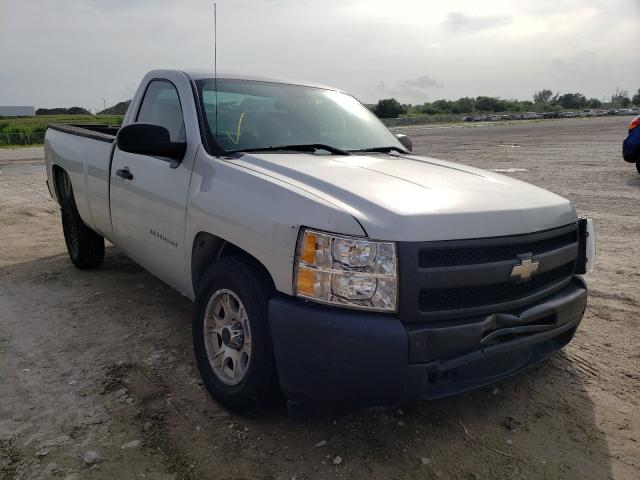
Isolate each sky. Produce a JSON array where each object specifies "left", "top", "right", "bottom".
[{"left": 1, "top": 0, "right": 639, "bottom": 111}]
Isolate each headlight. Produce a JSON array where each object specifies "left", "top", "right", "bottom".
[{"left": 293, "top": 228, "right": 398, "bottom": 312}]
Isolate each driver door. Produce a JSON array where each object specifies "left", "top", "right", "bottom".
[{"left": 110, "top": 79, "right": 193, "bottom": 293}]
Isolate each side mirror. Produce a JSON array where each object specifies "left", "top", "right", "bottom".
[
  {"left": 396, "top": 133, "right": 413, "bottom": 152},
  {"left": 117, "top": 123, "right": 186, "bottom": 162}
]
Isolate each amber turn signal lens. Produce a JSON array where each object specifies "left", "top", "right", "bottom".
[
  {"left": 296, "top": 267, "right": 316, "bottom": 296},
  {"left": 299, "top": 232, "right": 316, "bottom": 264}
]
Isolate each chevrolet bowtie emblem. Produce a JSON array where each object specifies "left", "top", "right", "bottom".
[{"left": 511, "top": 257, "right": 540, "bottom": 281}]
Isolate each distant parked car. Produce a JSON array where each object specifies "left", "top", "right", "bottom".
[{"left": 622, "top": 115, "right": 640, "bottom": 174}]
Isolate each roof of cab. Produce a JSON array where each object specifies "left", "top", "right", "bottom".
[{"left": 179, "top": 68, "right": 341, "bottom": 91}]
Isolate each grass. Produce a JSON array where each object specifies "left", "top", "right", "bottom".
[{"left": 0, "top": 114, "right": 123, "bottom": 147}]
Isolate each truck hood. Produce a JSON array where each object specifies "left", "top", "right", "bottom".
[{"left": 229, "top": 152, "right": 577, "bottom": 241}]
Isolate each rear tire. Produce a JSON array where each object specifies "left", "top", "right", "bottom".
[
  {"left": 636, "top": 161, "right": 640, "bottom": 175},
  {"left": 60, "top": 198, "right": 105, "bottom": 269},
  {"left": 192, "top": 255, "right": 279, "bottom": 412}
]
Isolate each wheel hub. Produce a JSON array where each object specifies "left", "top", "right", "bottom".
[
  {"left": 202, "top": 289, "right": 253, "bottom": 385},
  {"left": 222, "top": 322, "right": 244, "bottom": 349}
]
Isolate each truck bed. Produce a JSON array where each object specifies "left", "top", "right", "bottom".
[
  {"left": 47, "top": 123, "right": 120, "bottom": 142},
  {"left": 45, "top": 124, "right": 120, "bottom": 242}
]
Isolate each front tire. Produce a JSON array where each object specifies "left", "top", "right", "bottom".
[
  {"left": 60, "top": 198, "right": 104, "bottom": 269},
  {"left": 636, "top": 160, "right": 640, "bottom": 175},
  {"left": 193, "top": 255, "right": 278, "bottom": 412}
]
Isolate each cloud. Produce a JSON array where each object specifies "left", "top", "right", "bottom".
[
  {"left": 377, "top": 75, "right": 444, "bottom": 102},
  {"left": 551, "top": 50, "right": 599, "bottom": 76},
  {"left": 443, "top": 12, "right": 511, "bottom": 32},
  {"left": 404, "top": 76, "right": 444, "bottom": 89},
  {"left": 548, "top": 50, "right": 618, "bottom": 96},
  {"left": 1, "top": 0, "right": 638, "bottom": 107}
]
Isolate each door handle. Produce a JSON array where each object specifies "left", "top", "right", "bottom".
[{"left": 116, "top": 168, "right": 134, "bottom": 180}]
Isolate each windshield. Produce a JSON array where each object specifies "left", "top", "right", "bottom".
[{"left": 196, "top": 79, "right": 405, "bottom": 153}]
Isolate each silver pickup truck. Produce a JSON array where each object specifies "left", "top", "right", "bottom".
[{"left": 45, "top": 69, "right": 595, "bottom": 414}]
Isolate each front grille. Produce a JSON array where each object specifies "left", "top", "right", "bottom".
[
  {"left": 418, "top": 262, "right": 574, "bottom": 312},
  {"left": 418, "top": 230, "right": 577, "bottom": 268},
  {"left": 397, "top": 223, "right": 579, "bottom": 322}
]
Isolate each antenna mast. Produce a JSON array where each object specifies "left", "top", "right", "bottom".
[{"left": 214, "top": 2, "right": 219, "bottom": 157}]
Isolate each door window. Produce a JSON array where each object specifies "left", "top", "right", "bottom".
[{"left": 137, "top": 80, "right": 186, "bottom": 142}]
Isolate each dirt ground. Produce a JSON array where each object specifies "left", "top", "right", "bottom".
[{"left": 1, "top": 116, "right": 638, "bottom": 480}]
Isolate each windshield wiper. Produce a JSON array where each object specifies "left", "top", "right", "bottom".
[
  {"left": 349, "top": 146, "right": 408, "bottom": 154},
  {"left": 228, "top": 144, "right": 351, "bottom": 155}
]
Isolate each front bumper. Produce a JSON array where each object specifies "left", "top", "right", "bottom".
[{"left": 269, "top": 276, "right": 587, "bottom": 407}]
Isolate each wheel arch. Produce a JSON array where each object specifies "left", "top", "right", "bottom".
[
  {"left": 191, "top": 231, "right": 276, "bottom": 296},
  {"left": 51, "top": 164, "right": 73, "bottom": 204}
]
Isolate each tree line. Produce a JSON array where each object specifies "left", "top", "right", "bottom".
[
  {"left": 36, "top": 107, "right": 92, "bottom": 115},
  {"left": 372, "top": 88, "right": 640, "bottom": 118},
  {"left": 34, "top": 100, "right": 131, "bottom": 116}
]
